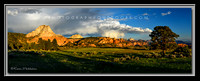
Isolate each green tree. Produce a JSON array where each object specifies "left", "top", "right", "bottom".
[
  {"left": 149, "top": 26, "right": 179, "bottom": 56},
  {"left": 30, "top": 42, "right": 36, "bottom": 49},
  {"left": 23, "top": 42, "right": 30, "bottom": 51},
  {"left": 46, "top": 39, "right": 52, "bottom": 50},
  {"left": 38, "top": 38, "right": 45, "bottom": 50},
  {"left": 52, "top": 38, "right": 58, "bottom": 50}
]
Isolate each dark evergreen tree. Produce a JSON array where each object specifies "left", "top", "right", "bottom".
[
  {"left": 46, "top": 39, "right": 52, "bottom": 50},
  {"left": 38, "top": 38, "right": 45, "bottom": 50},
  {"left": 52, "top": 38, "right": 58, "bottom": 50}
]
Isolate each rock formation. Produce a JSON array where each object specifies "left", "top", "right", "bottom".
[
  {"left": 70, "top": 34, "right": 83, "bottom": 38},
  {"left": 178, "top": 43, "right": 188, "bottom": 47},
  {"left": 26, "top": 25, "right": 68, "bottom": 46},
  {"left": 26, "top": 25, "right": 56, "bottom": 37},
  {"left": 128, "top": 38, "right": 135, "bottom": 41}
]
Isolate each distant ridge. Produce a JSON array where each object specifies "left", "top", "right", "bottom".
[{"left": 175, "top": 40, "right": 192, "bottom": 45}]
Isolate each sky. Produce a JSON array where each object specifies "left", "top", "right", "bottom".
[{"left": 7, "top": 8, "right": 192, "bottom": 41}]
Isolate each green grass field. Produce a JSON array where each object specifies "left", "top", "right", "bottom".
[{"left": 8, "top": 48, "right": 192, "bottom": 73}]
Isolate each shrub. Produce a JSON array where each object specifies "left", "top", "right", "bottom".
[
  {"left": 86, "top": 52, "right": 91, "bottom": 54},
  {"left": 189, "top": 53, "right": 192, "bottom": 57},
  {"left": 172, "top": 46, "right": 191, "bottom": 57},
  {"left": 121, "top": 57, "right": 126, "bottom": 61},
  {"left": 86, "top": 54, "right": 90, "bottom": 56},
  {"left": 124, "top": 54, "right": 131, "bottom": 60},
  {"left": 170, "top": 54, "right": 176, "bottom": 59},
  {"left": 125, "top": 55, "right": 131, "bottom": 60},
  {"left": 143, "top": 53, "right": 154, "bottom": 58},
  {"left": 143, "top": 53, "right": 148, "bottom": 58},
  {"left": 60, "top": 59, "right": 67, "bottom": 62},
  {"left": 165, "top": 55, "right": 169, "bottom": 58},
  {"left": 73, "top": 52, "right": 77, "bottom": 54},
  {"left": 131, "top": 56, "right": 135, "bottom": 59},
  {"left": 92, "top": 51, "right": 98, "bottom": 55},
  {"left": 179, "top": 54, "right": 184, "bottom": 58},
  {"left": 81, "top": 54, "right": 85, "bottom": 57},
  {"left": 82, "top": 52, "right": 87, "bottom": 55},
  {"left": 113, "top": 58, "right": 120, "bottom": 62},
  {"left": 152, "top": 53, "right": 161, "bottom": 58},
  {"left": 148, "top": 54, "right": 152, "bottom": 58},
  {"left": 174, "top": 52, "right": 178, "bottom": 55},
  {"left": 100, "top": 52, "right": 104, "bottom": 54},
  {"left": 135, "top": 57, "right": 140, "bottom": 60},
  {"left": 41, "top": 54, "right": 45, "bottom": 56}
]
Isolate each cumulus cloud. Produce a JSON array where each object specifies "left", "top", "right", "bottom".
[
  {"left": 101, "top": 30, "right": 125, "bottom": 38},
  {"left": 94, "top": 19, "right": 152, "bottom": 38},
  {"left": 96, "top": 19, "right": 152, "bottom": 33},
  {"left": 161, "top": 11, "right": 172, "bottom": 16},
  {"left": 7, "top": 8, "right": 152, "bottom": 38}
]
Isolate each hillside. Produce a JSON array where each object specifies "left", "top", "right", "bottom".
[{"left": 8, "top": 32, "right": 28, "bottom": 49}]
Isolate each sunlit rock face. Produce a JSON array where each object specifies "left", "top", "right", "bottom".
[
  {"left": 26, "top": 25, "right": 56, "bottom": 37},
  {"left": 70, "top": 34, "right": 83, "bottom": 38},
  {"left": 26, "top": 25, "right": 69, "bottom": 46}
]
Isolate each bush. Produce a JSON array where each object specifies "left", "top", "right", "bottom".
[
  {"left": 40, "top": 54, "right": 45, "bottom": 56},
  {"left": 100, "top": 52, "right": 105, "bottom": 54},
  {"left": 143, "top": 53, "right": 148, "bottom": 58},
  {"left": 92, "top": 51, "right": 98, "bottom": 55},
  {"left": 135, "top": 57, "right": 140, "bottom": 60},
  {"left": 189, "top": 53, "right": 192, "bottom": 57},
  {"left": 170, "top": 54, "right": 176, "bottom": 59},
  {"left": 125, "top": 55, "right": 131, "bottom": 60},
  {"left": 172, "top": 46, "right": 191, "bottom": 57},
  {"left": 121, "top": 57, "right": 126, "bottom": 61},
  {"left": 60, "top": 59, "right": 67, "bottom": 62},
  {"left": 86, "top": 54, "right": 90, "bottom": 56},
  {"left": 113, "top": 58, "right": 120, "bottom": 62},
  {"left": 73, "top": 52, "right": 77, "bottom": 54},
  {"left": 164, "top": 55, "right": 169, "bottom": 58},
  {"left": 152, "top": 53, "right": 161, "bottom": 58},
  {"left": 131, "top": 56, "right": 135, "bottom": 59},
  {"left": 148, "top": 54, "right": 152, "bottom": 58},
  {"left": 82, "top": 52, "right": 87, "bottom": 55},
  {"left": 178, "top": 54, "right": 184, "bottom": 58},
  {"left": 143, "top": 53, "right": 152, "bottom": 58}
]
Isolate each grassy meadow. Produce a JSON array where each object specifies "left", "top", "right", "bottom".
[{"left": 8, "top": 47, "right": 192, "bottom": 73}]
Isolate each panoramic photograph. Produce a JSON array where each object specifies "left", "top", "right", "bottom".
[{"left": 6, "top": 6, "right": 193, "bottom": 75}]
